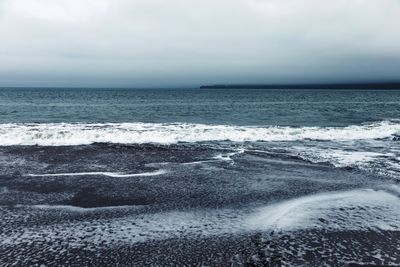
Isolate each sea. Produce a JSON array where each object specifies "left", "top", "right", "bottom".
[{"left": 0, "top": 88, "right": 400, "bottom": 266}]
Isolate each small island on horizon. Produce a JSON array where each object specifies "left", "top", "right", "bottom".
[{"left": 200, "top": 82, "right": 400, "bottom": 90}]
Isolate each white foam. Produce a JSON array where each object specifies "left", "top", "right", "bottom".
[
  {"left": 295, "top": 147, "right": 386, "bottom": 168},
  {"left": 0, "top": 120, "right": 399, "bottom": 146},
  {"left": 2, "top": 188, "right": 400, "bottom": 248},
  {"left": 27, "top": 170, "right": 166, "bottom": 178},
  {"left": 1, "top": 208, "right": 244, "bottom": 247},
  {"left": 213, "top": 149, "right": 245, "bottom": 162},
  {"left": 382, "top": 184, "right": 400, "bottom": 196},
  {"left": 292, "top": 146, "right": 400, "bottom": 178},
  {"left": 30, "top": 204, "right": 141, "bottom": 211},
  {"left": 247, "top": 189, "right": 400, "bottom": 231}
]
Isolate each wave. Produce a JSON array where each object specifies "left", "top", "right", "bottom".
[{"left": 0, "top": 121, "right": 399, "bottom": 146}]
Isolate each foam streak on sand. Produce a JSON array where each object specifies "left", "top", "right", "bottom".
[
  {"left": 2, "top": 188, "right": 400, "bottom": 248},
  {"left": 247, "top": 188, "right": 400, "bottom": 231},
  {"left": 0, "top": 120, "right": 399, "bottom": 146},
  {"left": 0, "top": 209, "right": 244, "bottom": 247},
  {"left": 27, "top": 170, "right": 166, "bottom": 178}
]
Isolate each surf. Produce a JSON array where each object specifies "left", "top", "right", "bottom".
[{"left": 0, "top": 120, "right": 399, "bottom": 146}]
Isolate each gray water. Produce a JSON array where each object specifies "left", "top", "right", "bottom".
[
  {"left": 1, "top": 88, "right": 400, "bottom": 266},
  {"left": 1, "top": 88, "right": 400, "bottom": 126}
]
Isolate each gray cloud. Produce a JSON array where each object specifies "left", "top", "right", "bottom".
[{"left": 0, "top": 0, "right": 399, "bottom": 87}]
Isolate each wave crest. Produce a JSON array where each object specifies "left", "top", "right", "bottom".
[{"left": 0, "top": 121, "right": 399, "bottom": 146}]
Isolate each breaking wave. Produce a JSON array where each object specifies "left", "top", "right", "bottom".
[{"left": 0, "top": 120, "right": 399, "bottom": 146}]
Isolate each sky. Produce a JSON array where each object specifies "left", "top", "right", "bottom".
[{"left": 0, "top": 0, "right": 400, "bottom": 87}]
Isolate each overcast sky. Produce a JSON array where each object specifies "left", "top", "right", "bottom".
[{"left": 0, "top": 0, "right": 399, "bottom": 87}]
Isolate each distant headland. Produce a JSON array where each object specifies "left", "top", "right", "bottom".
[{"left": 200, "top": 82, "right": 400, "bottom": 90}]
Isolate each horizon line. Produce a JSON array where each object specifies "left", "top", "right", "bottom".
[{"left": 1, "top": 81, "right": 400, "bottom": 90}]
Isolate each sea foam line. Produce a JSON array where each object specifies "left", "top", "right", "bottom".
[{"left": 27, "top": 170, "right": 166, "bottom": 178}]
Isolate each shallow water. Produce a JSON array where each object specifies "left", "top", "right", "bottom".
[{"left": 0, "top": 88, "right": 399, "bottom": 266}]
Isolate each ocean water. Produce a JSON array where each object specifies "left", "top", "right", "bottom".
[
  {"left": 1, "top": 88, "right": 400, "bottom": 266},
  {"left": 1, "top": 88, "right": 400, "bottom": 125}
]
